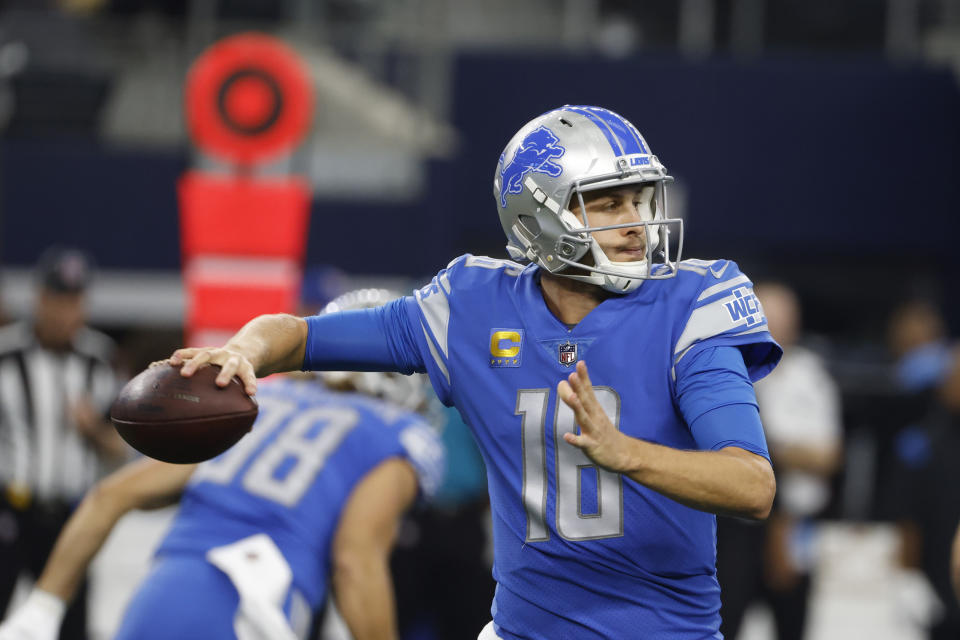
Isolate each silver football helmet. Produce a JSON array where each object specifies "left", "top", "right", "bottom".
[
  {"left": 320, "top": 288, "right": 428, "bottom": 412},
  {"left": 493, "top": 105, "right": 683, "bottom": 293}
]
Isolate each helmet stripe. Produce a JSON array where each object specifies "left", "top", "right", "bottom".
[
  {"left": 565, "top": 106, "right": 625, "bottom": 155},
  {"left": 566, "top": 106, "right": 645, "bottom": 156},
  {"left": 597, "top": 107, "right": 648, "bottom": 154},
  {"left": 590, "top": 107, "right": 646, "bottom": 154},
  {"left": 622, "top": 118, "right": 649, "bottom": 154}
]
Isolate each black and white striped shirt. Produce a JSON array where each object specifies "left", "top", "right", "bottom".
[{"left": 0, "top": 322, "right": 119, "bottom": 502}]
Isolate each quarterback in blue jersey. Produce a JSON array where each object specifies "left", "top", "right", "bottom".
[
  {"left": 171, "top": 105, "right": 782, "bottom": 639},
  {"left": 0, "top": 312, "right": 444, "bottom": 640}
]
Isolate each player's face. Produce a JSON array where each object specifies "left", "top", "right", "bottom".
[{"left": 568, "top": 184, "right": 655, "bottom": 262}]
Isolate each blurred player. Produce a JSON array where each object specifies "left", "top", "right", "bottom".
[
  {"left": 892, "top": 345, "right": 960, "bottom": 638},
  {"left": 0, "top": 290, "right": 444, "bottom": 640},
  {"left": 171, "top": 105, "right": 781, "bottom": 638}
]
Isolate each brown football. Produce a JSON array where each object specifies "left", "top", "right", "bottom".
[{"left": 110, "top": 363, "right": 258, "bottom": 464}]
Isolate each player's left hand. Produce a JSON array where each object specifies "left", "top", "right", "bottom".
[{"left": 558, "top": 360, "right": 631, "bottom": 473}]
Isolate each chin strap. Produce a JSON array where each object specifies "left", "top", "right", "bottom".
[{"left": 559, "top": 240, "right": 649, "bottom": 294}]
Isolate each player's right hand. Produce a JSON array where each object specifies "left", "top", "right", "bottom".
[
  {"left": 559, "top": 360, "right": 632, "bottom": 473},
  {"left": 171, "top": 347, "right": 258, "bottom": 396}
]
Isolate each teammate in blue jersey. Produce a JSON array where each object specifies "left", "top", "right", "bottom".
[
  {"left": 170, "top": 105, "right": 782, "bottom": 639},
  {"left": 0, "top": 292, "right": 445, "bottom": 640}
]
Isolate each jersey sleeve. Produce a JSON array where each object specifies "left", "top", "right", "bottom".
[
  {"left": 675, "top": 345, "right": 770, "bottom": 459},
  {"left": 673, "top": 260, "right": 782, "bottom": 382},
  {"left": 399, "top": 255, "right": 470, "bottom": 406},
  {"left": 397, "top": 418, "right": 446, "bottom": 500},
  {"left": 302, "top": 300, "right": 426, "bottom": 375}
]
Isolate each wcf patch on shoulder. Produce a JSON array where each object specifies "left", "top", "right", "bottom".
[{"left": 724, "top": 286, "right": 764, "bottom": 327}]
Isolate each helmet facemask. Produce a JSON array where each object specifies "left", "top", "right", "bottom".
[{"left": 555, "top": 175, "right": 683, "bottom": 293}]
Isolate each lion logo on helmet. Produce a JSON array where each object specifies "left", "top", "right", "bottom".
[{"left": 498, "top": 126, "right": 565, "bottom": 208}]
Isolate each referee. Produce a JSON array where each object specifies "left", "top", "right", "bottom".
[{"left": 0, "top": 247, "right": 125, "bottom": 640}]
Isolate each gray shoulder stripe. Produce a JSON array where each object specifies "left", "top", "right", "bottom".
[
  {"left": 696, "top": 274, "right": 750, "bottom": 302},
  {"left": 674, "top": 322, "right": 770, "bottom": 364},
  {"left": 439, "top": 271, "right": 452, "bottom": 295},
  {"left": 728, "top": 325, "right": 770, "bottom": 340},
  {"left": 415, "top": 282, "right": 451, "bottom": 358},
  {"left": 672, "top": 343, "right": 696, "bottom": 380},
  {"left": 671, "top": 321, "right": 770, "bottom": 381},
  {"left": 682, "top": 258, "right": 719, "bottom": 268},
  {"left": 675, "top": 301, "right": 731, "bottom": 358},
  {"left": 421, "top": 323, "right": 450, "bottom": 385},
  {"left": 678, "top": 264, "right": 707, "bottom": 275},
  {"left": 675, "top": 289, "right": 765, "bottom": 357}
]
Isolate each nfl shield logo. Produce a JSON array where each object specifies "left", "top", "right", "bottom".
[{"left": 558, "top": 341, "right": 577, "bottom": 366}]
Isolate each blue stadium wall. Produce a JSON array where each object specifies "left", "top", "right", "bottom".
[{"left": 2, "top": 54, "right": 958, "bottom": 289}]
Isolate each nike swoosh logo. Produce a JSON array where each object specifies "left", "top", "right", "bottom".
[{"left": 709, "top": 262, "right": 730, "bottom": 279}]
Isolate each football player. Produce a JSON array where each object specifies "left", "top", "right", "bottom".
[
  {"left": 170, "top": 106, "right": 781, "bottom": 639},
  {"left": 0, "top": 290, "right": 444, "bottom": 640}
]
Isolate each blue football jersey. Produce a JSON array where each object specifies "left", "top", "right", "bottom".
[
  {"left": 157, "top": 378, "right": 444, "bottom": 609},
  {"left": 402, "top": 254, "right": 779, "bottom": 640}
]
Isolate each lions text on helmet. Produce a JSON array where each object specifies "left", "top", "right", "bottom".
[{"left": 493, "top": 105, "right": 683, "bottom": 294}]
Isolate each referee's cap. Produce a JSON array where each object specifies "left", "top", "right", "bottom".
[{"left": 36, "top": 246, "right": 92, "bottom": 294}]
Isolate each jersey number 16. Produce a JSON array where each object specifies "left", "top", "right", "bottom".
[{"left": 517, "top": 387, "right": 623, "bottom": 542}]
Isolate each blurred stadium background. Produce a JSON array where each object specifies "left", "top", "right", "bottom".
[{"left": 1, "top": 1, "right": 959, "bottom": 639}]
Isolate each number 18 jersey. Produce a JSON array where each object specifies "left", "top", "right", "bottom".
[
  {"left": 401, "top": 254, "right": 779, "bottom": 639},
  {"left": 157, "top": 379, "right": 444, "bottom": 610}
]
